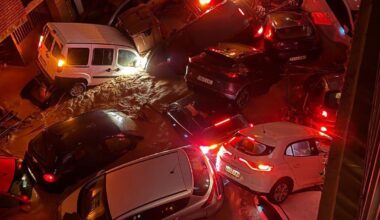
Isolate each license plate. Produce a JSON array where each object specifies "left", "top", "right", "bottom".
[
  {"left": 27, "top": 167, "right": 36, "bottom": 182},
  {"left": 196, "top": 75, "right": 213, "bottom": 85},
  {"left": 225, "top": 165, "right": 240, "bottom": 178},
  {"left": 289, "top": 55, "right": 307, "bottom": 61}
]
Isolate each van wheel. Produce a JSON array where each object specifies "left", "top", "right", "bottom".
[
  {"left": 267, "top": 178, "right": 292, "bottom": 204},
  {"left": 235, "top": 87, "right": 251, "bottom": 109},
  {"left": 69, "top": 82, "right": 86, "bottom": 97}
]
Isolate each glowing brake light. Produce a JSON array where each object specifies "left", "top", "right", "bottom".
[
  {"left": 199, "top": 0, "right": 211, "bottom": 6},
  {"left": 320, "top": 126, "right": 327, "bottom": 132},
  {"left": 57, "top": 59, "right": 65, "bottom": 72},
  {"left": 214, "top": 118, "right": 231, "bottom": 126},
  {"left": 217, "top": 146, "right": 232, "bottom": 159},
  {"left": 322, "top": 110, "right": 328, "bottom": 118},
  {"left": 43, "top": 173, "right": 57, "bottom": 183},
  {"left": 200, "top": 144, "right": 218, "bottom": 155},
  {"left": 38, "top": 35, "right": 44, "bottom": 48},
  {"left": 226, "top": 72, "right": 239, "bottom": 78},
  {"left": 254, "top": 26, "right": 263, "bottom": 37},
  {"left": 264, "top": 26, "right": 272, "bottom": 40},
  {"left": 238, "top": 158, "right": 272, "bottom": 172}
]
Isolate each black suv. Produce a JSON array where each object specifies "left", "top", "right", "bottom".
[
  {"left": 262, "top": 10, "right": 320, "bottom": 62},
  {"left": 185, "top": 43, "right": 281, "bottom": 108},
  {"left": 24, "top": 110, "right": 142, "bottom": 190}
]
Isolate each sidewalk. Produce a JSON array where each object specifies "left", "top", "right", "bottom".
[{"left": 0, "top": 63, "right": 40, "bottom": 119}]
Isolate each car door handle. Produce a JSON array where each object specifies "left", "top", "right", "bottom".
[{"left": 106, "top": 68, "right": 111, "bottom": 72}]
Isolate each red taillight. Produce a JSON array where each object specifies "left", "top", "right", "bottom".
[
  {"left": 249, "top": 123, "right": 254, "bottom": 128},
  {"left": 38, "top": 35, "right": 44, "bottom": 48},
  {"left": 199, "top": 0, "right": 211, "bottom": 6},
  {"left": 322, "top": 110, "right": 328, "bottom": 118},
  {"left": 217, "top": 146, "right": 232, "bottom": 160},
  {"left": 226, "top": 72, "right": 239, "bottom": 78},
  {"left": 238, "top": 158, "right": 272, "bottom": 172},
  {"left": 20, "top": 195, "right": 30, "bottom": 203},
  {"left": 43, "top": 173, "right": 56, "bottom": 183},
  {"left": 57, "top": 59, "right": 65, "bottom": 72},
  {"left": 320, "top": 126, "right": 327, "bottom": 132},
  {"left": 200, "top": 144, "right": 218, "bottom": 155},
  {"left": 264, "top": 26, "right": 272, "bottom": 40},
  {"left": 214, "top": 118, "right": 231, "bottom": 126},
  {"left": 254, "top": 26, "right": 263, "bottom": 37}
]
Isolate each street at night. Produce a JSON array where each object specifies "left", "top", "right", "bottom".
[{"left": 0, "top": 0, "right": 379, "bottom": 220}]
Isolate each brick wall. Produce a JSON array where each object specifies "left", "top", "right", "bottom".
[{"left": 0, "top": 0, "right": 26, "bottom": 35}]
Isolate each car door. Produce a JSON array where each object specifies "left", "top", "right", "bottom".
[
  {"left": 47, "top": 41, "right": 63, "bottom": 78},
  {"left": 283, "top": 139, "right": 324, "bottom": 188},
  {"left": 89, "top": 45, "right": 116, "bottom": 85},
  {"left": 38, "top": 31, "right": 54, "bottom": 76},
  {"left": 115, "top": 48, "right": 139, "bottom": 76}
]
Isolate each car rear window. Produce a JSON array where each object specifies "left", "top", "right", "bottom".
[
  {"left": 201, "top": 115, "right": 248, "bottom": 144},
  {"left": 204, "top": 50, "right": 235, "bottom": 68},
  {"left": 30, "top": 132, "right": 61, "bottom": 166},
  {"left": 230, "top": 135, "right": 274, "bottom": 156},
  {"left": 52, "top": 42, "right": 62, "bottom": 58},
  {"left": 324, "top": 91, "right": 341, "bottom": 110},
  {"left": 183, "top": 148, "right": 210, "bottom": 196},
  {"left": 67, "top": 48, "right": 89, "bottom": 65},
  {"left": 78, "top": 175, "right": 111, "bottom": 220},
  {"left": 275, "top": 25, "right": 313, "bottom": 39},
  {"left": 44, "top": 33, "right": 54, "bottom": 50}
]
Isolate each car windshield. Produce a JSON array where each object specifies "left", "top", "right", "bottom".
[
  {"left": 230, "top": 135, "right": 274, "bottom": 156},
  {"left": 275, "top": 25, "right": 313, "bottom": 39},
  {"left": 183, "top": 148, "right": 210, "bottom": 196},
  {"left": 201, "top": 115, "right": 248, "bottom": 144},
  {"left": 324, "top": 91, "right": 341, "bottom": 110},
  {"left": 78, "top": 175, "right": 111, "bottom": 220}
]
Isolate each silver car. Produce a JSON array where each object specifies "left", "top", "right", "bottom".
[{"left": 58, "top": 146, "right": 224, "bottom": 220}]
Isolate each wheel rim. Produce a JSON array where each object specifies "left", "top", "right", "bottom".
[
  {"left": 237, "top": 89, "right": 250, "bottom": 108},
  {"left": 70, "top": 84, "right": 84, "bottom": 96},
  {"left": 273, "top": 183, "right": 289, "bottom": 202}
]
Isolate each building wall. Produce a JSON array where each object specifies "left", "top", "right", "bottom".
[{"left": 0, "top": 0, "right": 27, "bottom": 42}]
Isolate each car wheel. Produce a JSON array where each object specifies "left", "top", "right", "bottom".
[
  {"left": 268, "top": 178, "right": 292, "bottom": 204},
  {"left": 235, "top": 87, "right": 251, "bottom": 109},
  {"left": 69, "top": 82, "right": 86, "bottom": 97}
]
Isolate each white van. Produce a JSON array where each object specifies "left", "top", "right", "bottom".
[{"left": 37, "top": 23, "right": 146, "bottom": 96}]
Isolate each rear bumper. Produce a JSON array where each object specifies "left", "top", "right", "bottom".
[{"left": 270, "top": 45, "right": 320, "bottom": 62}]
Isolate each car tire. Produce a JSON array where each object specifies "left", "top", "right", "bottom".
[
  {"left": 69, "top": 82, "right": 86, "bottom": 97},
  {"left": 235, "top": 87, "right": 251, "bottom": 109},
  {"left": 267, "top": 178, "right": 293, "bottom": 204}
]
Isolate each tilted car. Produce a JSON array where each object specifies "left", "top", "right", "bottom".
[
  {"left": 216, "top": 121, "right": 331, "bottom": 203},
  {"left": 185, "top": 42, "right": 281, "bottom": 109},
  {"left": 58, "top": 146, "right": 224, "bottom": 220},
  {"left": 24, "top": 109, "right": 143, "bottom": 190},
  {"left": 167, "top": 94, "right": 251, "bottom": 153},
  {"left": 262, "top": 10, "right": 320, "bottom": 62},
  {"left": 0, "top": 155, "right": 34, "bottom": 217}
]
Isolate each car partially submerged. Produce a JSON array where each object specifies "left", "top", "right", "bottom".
[{"left": 167, "top": 94, "right": 251, "bottom": 153}]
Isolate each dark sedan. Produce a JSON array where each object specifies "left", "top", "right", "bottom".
[
  {"left": 167, "top": 94, "right": 251, "bottom": 153},
  {"left": 24, "top": 109, "right": 143, "bottom": 191},
  {"left": 262, "top": 10, "right": 320, "bottom": 62},
  {"left": 185, "top": 43, "right": 281, "bottom": 109}
]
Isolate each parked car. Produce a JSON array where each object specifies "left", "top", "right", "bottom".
[
  {"left": 24, "top": 109, "right": 143, "bottom": 190},
  {"left": 0, "top": 155, "right": 34, "bottom": 217},
  {"left": 302, "top": 73, "right": 344, "bottom": 135},
  {"left": 167, "top": 94, "right": 251, "bottom": 154},
  {"left": 37, "top": 22, "right": 146, "bottom": 97},
  {"left": 58, "top": 146, "right": 224, "bottom": 220},
  {"left": 262, "top": 10, "right": 320, "bottom": 62},
  {"left": 216, "top": 121, "right": 331, "bottom": 203},
  {"left": 185, "top": 42, "right": 281, "bottom": 109}
]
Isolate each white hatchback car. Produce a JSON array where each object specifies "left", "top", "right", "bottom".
[
  {"left": 216, "top": 121, "right": 331, "bottom": 203},
  {"left": 58, "top": 146, "right": 223, "bottom": 220}
]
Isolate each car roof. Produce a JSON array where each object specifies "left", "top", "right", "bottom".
[
  {"left": 207, "top": 42, "right": 263, "bottom": 60},
  {"left": 47, "top": 22, "right": 135, "bottom": 47},
  {"left": 105, "top": 148, "right": 192, "bottom": 218},
  {"left": 268, "top": 11, "right": 309, "bottom": 29},
  {"left": 43, "top": 110, "right": 137, "bottom": 150},
  {"left": 0, "top": 157, "right": 16, "bottom": 192},
  {"left": 239, "top": 121, "right": 323, "bottom": 147}
]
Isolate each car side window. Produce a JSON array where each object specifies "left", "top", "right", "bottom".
[
  {"left": 126, "top": 197, "right": 190, "bottom": 220},
  {"left": 92, "top": 48, "right": 114, "bottom": 65},
  {"left": 287, "top": 140, "right": 318, "bottom": 157},
  {"left": 315, "top": 138, "right": 332, "bottom": 153},
  {"left": 44, "top": 33, "right": 54, "bottom": 51},
  {"left": 117, "top": 49, "right": 137, "bottom": 67},
  {"left": 67, "top": 48, "right": 89, "bottom": 65},
  {"left": 52, "top": 42, "right": 62, "bottom": 58}
]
